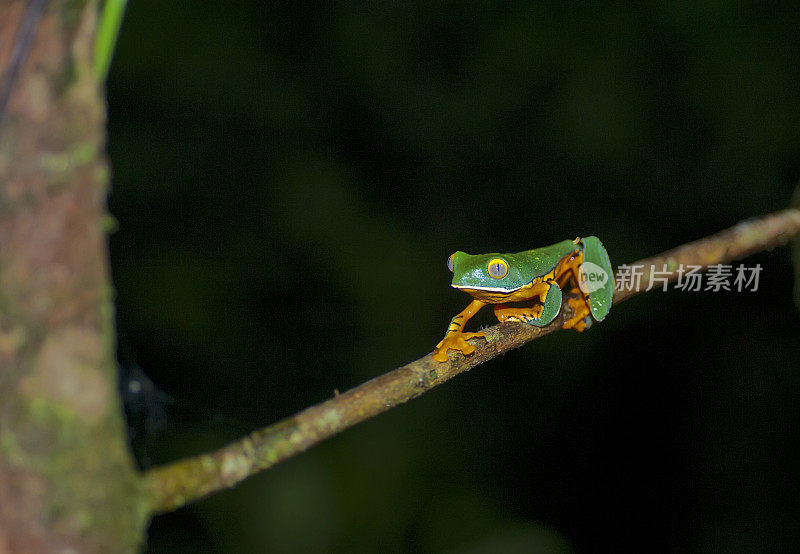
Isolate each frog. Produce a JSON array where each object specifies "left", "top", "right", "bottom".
[{"left": 433, "top": 236, "right": 614, "bottom": 363}]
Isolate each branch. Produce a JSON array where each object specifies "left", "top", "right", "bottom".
[{"left": 143, "top": 208, "right": 800, "bottom": 514}]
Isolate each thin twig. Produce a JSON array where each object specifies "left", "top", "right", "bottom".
[{"left": 143, "top": 208, "right": 800, "bottom": 514}]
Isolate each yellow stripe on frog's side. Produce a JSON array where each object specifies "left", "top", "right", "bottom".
[{"left": 456, "top": 269, "right": 558, "bottom": 304}]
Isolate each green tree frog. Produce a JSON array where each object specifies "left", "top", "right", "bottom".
[{"left": 433, "top": 236, "right": 614, "bottom": 362}]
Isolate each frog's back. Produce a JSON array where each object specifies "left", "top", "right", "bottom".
[{"left": 514, "top": 239, "right": 579, "bottom": 280}]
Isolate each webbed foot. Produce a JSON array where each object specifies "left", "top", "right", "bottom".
[
  {"left": 433, "top": 332, "right": 486, "bottom": 362},
  {"left": 563, "top": 296, "right": 592, "bottom": 332}
]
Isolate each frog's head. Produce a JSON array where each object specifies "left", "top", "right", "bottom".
[{"left": 447, "top": 251, "right": 529, "bottom": 293}]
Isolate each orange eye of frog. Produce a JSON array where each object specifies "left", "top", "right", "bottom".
[{"left": 487, "top": 258, "right": 508, "bottom": 279}]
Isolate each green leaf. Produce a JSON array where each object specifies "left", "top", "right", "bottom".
[{"left": 94, "top": 0, "right": 128, "bottom": 81}]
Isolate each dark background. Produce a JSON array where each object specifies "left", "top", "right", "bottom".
[{"left": 107, "top": 3, "right": 800, "bottom": 553}]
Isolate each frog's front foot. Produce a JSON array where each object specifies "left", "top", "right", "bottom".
[
  {"left": 563, "top": 296, "right": 592, "bottom": 332},
  {"left": 433, "top": 332, "right": 486, "bottom": 362}
]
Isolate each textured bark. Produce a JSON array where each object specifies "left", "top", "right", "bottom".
[{"left": 0, "top": 1, "right": 147, "bottom": 552}]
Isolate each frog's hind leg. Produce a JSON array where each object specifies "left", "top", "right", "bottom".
[
  {"left": 556, "top": 237, "right": 614, "bottom": 331},
  {"left": 580, "top": 236, "right": 614, "bottom": 322},
  {"left": 554, "top": 250, "right": 593, "bottom": 332},
  {"left": 494, "top": 280, "right": 562, "bottom": 327}
]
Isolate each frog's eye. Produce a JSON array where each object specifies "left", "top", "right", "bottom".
[
  {"left": 487, "top": 258, "right": 508, "bottom": 279},
  {"left": 447, "top": 254, "right": 455, "bottom": 273}
]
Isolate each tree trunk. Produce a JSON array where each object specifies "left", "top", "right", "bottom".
[{"left": 0, "top": 1, "right": 148, "bottom": 551}]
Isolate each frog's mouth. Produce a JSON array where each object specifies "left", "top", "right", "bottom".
[{"left": 452, "top": 283, "right": 524, "bottom": 294}]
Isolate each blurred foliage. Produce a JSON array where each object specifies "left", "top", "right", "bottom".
[{"left": 106, "top": 2, "right": 800, "bottom": 552}]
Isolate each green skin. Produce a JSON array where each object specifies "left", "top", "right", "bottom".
[{"left": 434, "top": 237, "right": 613, "bottom": 362}]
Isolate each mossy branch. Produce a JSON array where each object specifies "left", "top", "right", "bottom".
[{"left": 143, "top": 208, "right": 800, "bottom": 514}]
